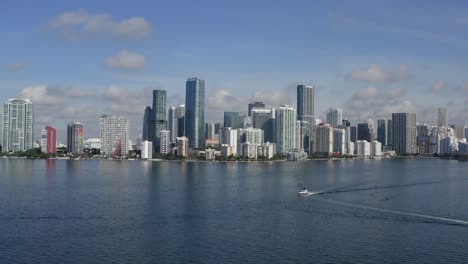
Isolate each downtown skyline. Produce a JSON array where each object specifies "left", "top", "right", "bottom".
[{"left": 1, "top": 1, "right": 468, "bottom": 141}]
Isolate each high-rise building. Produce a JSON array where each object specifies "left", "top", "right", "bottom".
[
  {"left": 67, "top": 122, "right": 83, "bottom": 154},
  {"left": 245, "top": 127, "right": 264, "bottom": 145},
  {"left": 185, "top": 77, "right": 205, "bottom": 149},
  {"left": 333, "top": 128, "right": 345, "bottom": 154},
  {"left": 141, "top": 140, "right": 153, "bottom": 159},
  {"left": 176, "top": 137, "right": 188, "bottom": 157},
  {"left": 297, "top": 85, "right": 315, "bottom": 125},
  {"left": 313, "top": 123, "right": 333, "bottom": 157},
  {"left": 100, "top": 115, "right": 130, "bottom": 157},
  {"left": 377, "top": 118, "right": 388, "bottom": 147},
  {"left": 392, "top": 113, "right": 417, "bottom": 155},
  {"left": 251, "top": 108, "right": 275, "bottom": 143},
  {"left": 2, "top": 99, "right": 34, "bottom": 151},
  {"left": 159, "top": 130, "right": 170, "bottom": 154},
  {"left": 371, "top": 141, "right": 382, "bottom": 157},
  {"left": 219, "top": 127, "right": 238, "bottom": 155},
  {"left": 248, "top": 101, "right": 265, "bottom": 116},
  {"left": 205, "top": 122, "right": 216, "bottom": 139},
  {"left": 417, "top": 124, "right": 431, "bottom": 154},
  {"left": 41, "top": 126, "right": 57, "bottom": 154},
  {"left": 437, "top": 107, "right": 448, "bottom": 127},
  {"left": 168, "top": 104, "right": 185, "bottom": 143},
  {"left": 142, "top": 106, "right": 152, "bottom": 141},
  {"left": 387, "top": 119, "right": 393, "bottom": 149},
  {"left": 275, "top": 105, "right": 297, "bottom": 154},
  {"left": 356, "top": 140, "right": 371, "bottom": 157},
  {"left": 326, "top": 108, "right": 343, "bottom": 127},
  {"left": 357, "top": 123, "right": 372, "bottom": 142},
  {"left": 152, "top": 90, "right": 166, "bottom": 152},
  {"left": 350, "top": 126, "right": 357, "bottom": 142},
  {"left": 296, "top": 120, "right": 311, "bottom": 154},
  {"left": 224, "top": 112, "right": 240, "bottom": 128}
]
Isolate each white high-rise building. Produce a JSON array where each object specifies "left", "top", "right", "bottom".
[
  {"left": 176, "top": 136, "right": 188, "bottom": 157},
  {"left": 333, "top": 128, "right": 346, "bottom": 154},
  {"left": 371, "top": 141, "right": 382, "bottom": 157},
  {"left": 257, "top": 142, "right": 275, "bottom": 159},
  {"left": 100, "top": 115, "right": 130, "bottom": 157},
  {"left": 437, "top": 107, "right": 448, "bottom": 127},
  {"left": 356, "top": 140, "right": 371, "bottom": 157},
  {"left": 245, "top": 128, "right": 264, "bottom": 145},
  {"left": 219, "top": 127, "right": 238, "bottom": 155},
  {"left": 275, "top": 105, "right": 297, "bottom": 154},
  {"left": 313, "top": 123, "right": 333, "bottom": 157},
  {"left": 326, "top": 108, "right": 343, "bottom": 127},
  {"left": 241, "top": 143, "right": 258, "bottom": 159},
  {"left": 168, "top": 104, "right": 185, "bottom": 143},
  {"left": 141, "top": 140, "right": 153, "bottom": 159},
  {"left": 160, "top": 130, "right": 170, "bottom": 154},
  {"left": 2, "top": 99, "right": 34, "bottom": 151}
]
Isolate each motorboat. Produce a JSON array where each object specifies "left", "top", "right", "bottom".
[{"left": 298, "top": 188, "right": 317, "bottom": 196}]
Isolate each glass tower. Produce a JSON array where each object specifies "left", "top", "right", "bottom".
[{"left": 185, "top": 78, "right": 205, "bottom": 149}]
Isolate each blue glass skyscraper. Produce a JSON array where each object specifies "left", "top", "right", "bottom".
[{"left": 185, "top": 78, "right": 205, "bottom": 148}]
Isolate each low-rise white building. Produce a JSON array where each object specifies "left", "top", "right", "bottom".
[
  {"left": 356, "top": 140, "right": 371, "bottom": 158},
  {"left": 371, "top": 141, "right": 382, "bottom": 157},
  {"left": 220, "top": 144, "right": 236, "bottom": 158},
  {"left": 241, "top": 143, "right": 258, "bottom": 159},
  {"left": 257, "top": 142, "right": 275, "bottom": 159},
  {"left": 205, "top": 148, "right": 216, "bottom": 160}
]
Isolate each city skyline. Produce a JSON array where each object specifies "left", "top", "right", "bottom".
[{"left": 1, "top": 1, "right": 468, "bottom": 141}]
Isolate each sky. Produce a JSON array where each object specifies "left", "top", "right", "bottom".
[{"left": 1, "top": 0, "right": 468, "bottom": 142}]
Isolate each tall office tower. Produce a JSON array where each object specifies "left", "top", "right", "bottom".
[
  {"left": 326, "top": 108, "right": 343, "bottom": 127},
  {"left": 168, "top": 104, "right": 185, "bottom": 142},
  {"left": 333, "top": 128, "right": 346, "bottom": 154},
  {"left": 224, "top": 111, "right": 240, "bottom": 128},
  {"left": 341, "top": 120, "right": 351, "bottom": 154},
  {"left": 313, "top": 123, "right": 334, "bottom": 157},
  {"left": 275, "top": 105, "right": 297, "bottom": 154},
  {"left": 219, "top": 127, "right": 238, "bottom": 155},
  {"left": 205, "top": 123, "right": 216, "bottom": 139},
  {"left": 350, "top": 126, "right": 357, "bottom": 142},
  {"left": 248, "top": 101, "right": 265, "bottom": 116},
  {"left": 142, "top": 106, "right": 152, "bottom": 141},
  {"left": 152, "top": 90, "right": 166, "bottom": 152},
  {"left": 100, "top": 115, "right": 130, "bottom": 157},
  {"left": 41, "top": 126, "right": 57, "bottom": 154},
  {"left": 377, "top": 118, "right": 388, "bottom": 147},
  {"left": 2, "top": 99, "right": 33, "bottom": 151},
  {"left": 357, "top": 123, "right": 372, "bottom": 142},
  {"left": 159, "top": 130, "right": 170, "bottom": 154},
  {"left": 67, "top": 122, "right": 84, "bottom": 154},
  {"left": 296, "top": 120, "right": 311, "bottom": 154},
  {"left": 185, "top": 77, "right": 205, "bottom": 149},
  {"left": 245, "top": 128, "right": 264, "bottom": 145},
  {"left": 251, "top": 108, "right": 275, "bottom": 143},
  {"left": 237, "top": 128, "right": 247, "bottom": 144},
  {"left": 297, "top": 84, "right": 315, "bottom": 124},
  {"left": 175, "top": 137, "right": 188, "bottom": 157},
  {"left": 392, "top": 113, "right": 417, "bottom": 155},
  {"left": 387, "top": 119, "right": 393, "bottom": 149},
  {"left": 437, "top": 107, "right": 448, "bottom": 127},
  {"left": 416, "top": 124, "right": 431, "bottom": 154}
]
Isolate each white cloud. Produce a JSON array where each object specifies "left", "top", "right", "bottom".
[
  {"left": 347, "top": 64, "right": 411, "bottom": 83},
  {"left": 105, "top": 50, "right": 146, "bottom": 70},
  {"left": 48, "top": 10, "right": 152, "bottom": 40},
  {"left": 19, "top": 85, "right": 63, "bottom": 104},
  {"left": 113, "top": 17, "right": 152, "bottom": 39},
  {"left": 432, "top": 80, "right": 447, "bottom": 92}
]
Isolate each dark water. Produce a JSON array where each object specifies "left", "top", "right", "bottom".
[{"left": 1, "top": 159, "right": 468, "bottom": 263}]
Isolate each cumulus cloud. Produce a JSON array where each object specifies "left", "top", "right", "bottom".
[
  {"left": 432, "top": 80, "right": 448, "bottom": 92},
  {"left": 48, "top": 10, "right": 152, "bottom": 40},
  {"left": 346, "top": 64, "right": 411, "bottom": 83},
  {"left": 19, "top": 85, "right": 63, "bottom": 104},
  {"left": 343, "top": 86, "right": 415, "bottom": 121},
  {"left": 105, "top": 50, "right": 146, "bottom": 70}
]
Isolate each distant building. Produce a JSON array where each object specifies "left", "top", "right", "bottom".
[
  {"left": 258, "top": 142, "right": 275, "bottom": 159},
  {"left": 100, "top": 115, "right": 130, "bottom": 157},
  {"left": 377, "top": 118, "right": 387, "bottom": 147},
  {"left": 224, "top": 111, "right": 240, "bottom": 128},
  {"left": 356, "top": 140, "right": 371, "bottom": 157},
  {"left": 326, "top": 108, "right": 343, "bottom": 127},
  {"left": 296, "top": 120, "right": 311, "bottom": 154},
  {"left": 248, "top": 101, "right": 265, "bottom": 116},
  {"left": 205, "top": 122, "right": 216, "bottom": 139},
  {"left": 387, "top": 119, "right": 393, "bottom": 150},
  {"left": 333, "top": 128, "right": 345, "bottom": 154},
  {"left": 219, "top": 127, "right": 238, "bottom": 155},
  {"left": 245, "top": 128, "right": 264, "bottom": 145},
  {"left": 220, "top": 144, "right": 235, "bottom": 158},
  {"left": 275, "top": 105, "right": 297, "bottom": 154},
  {"left": 251, "top": 107, "right": 275, "bottom": 143},
  {"left": 297, "top": 84, "right": 315, "bottom": 125},
  {"left": 185, "top": 78, "right": 205, "bottom": 149},
  {"left": 437, "top": 107, "right": 448, "bottom": 127},
  {"left": 350, "top": 126, "right": 357, "bottom": 143},
  {"left": 240, "top": 143, "right": 258, "bottom": 159},
  {"left": 357, "top": 123, "right": 372, "bottom": 142},
  {"left": 176, "top": 137, "right": 188, "bottom": 157},
  {"left": 313, "top": 123, "right": 333, "bottom": 157},
  {"left": 83, "top": 138, "right": 101, "bottom": 150},
  {"left": 168, "top": 104, "right": 185, "bottom": 143},
  {"left": 67, "top": 122, "right": 84, "bottom": 154},
  {"left": 41, "top": 126, "right": 57, "bottom": 154},
  {"left": 205, "top": 148, "right": 216, "bottom": 160},
  {"left": 392, "top": 113, "right": 417, "bottom": 155},
  {"left": 2, "top": 98, "right": 34, "bottom": 151},
  {"left": 141, "top": 140, "right": 153, "bottom": 159},
  {"left": 371, "top": 141, "right": 382, "bottom": 157},
  {"left": 416, "top": 124, "right": 431, "bottom": 154},
  {"left": 160, "top": 130, "right": 170, "bottom": 154}
]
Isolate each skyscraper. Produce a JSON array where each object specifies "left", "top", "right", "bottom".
[
  {"left": 326, "top": 108, "right": 343, "bottom": 127},
  {"left": 67, "top": 122, "right": 83, "bottom": 154},
  {"left": 205, "top": 122, "right": 216, "bottom": 139},
  {"left": 437, "top": 107, "right": 448, "bottom": 127},
  {"left": 185, "top": 77, "right": 205, "bottom": 149},
  {"left": 275, "top": 105, "right": 297, "bottom": 154},
  {"left": 251, "top": 108, "right": 275, "bottom": 143},
  {"left": 392, "top": 113, "right": 417, "bottom": 154},
  {"left": 377, "top": 118, "right": 388, "bottom": 146},
  {"left": 297, "top": 85, "right": 314, "bottom": 124},
  {"left": 152, "top": 90, "right": 166, "bottom": 152},
  {"left": 296, "top": 120, "right": 311, "bottom": 154},
  {"left": 387, "top": 119, "right": 393, "bottom": 149},
  {"left": 100, "top": 115, "right": 130, "bottom": 157},
  {"left": 248, "top": 101, "right": 265, "bottom": 116},
  {"left": 160, "top": 130, "right": 170, "bottom": 154},
  {"left": 41, "top": 126, "right": 57, "bottom": 154},
  {"left": 357, "top": 123, "right": 372, "bottom": 142},
  {"left": 142, "top": 106, "right": 152, "bottom": 141},
  {"left": 2, "top": 99, "right": 33, "bottom": 151},
  {"left": 313, "top": 123, "right": 334, "bottom": 157},
  {"left": 168, "top": 104, "right": 185, "bottom": 142},
  {"left": 224, "top": 111, "right": 240, "bottom": 128}
]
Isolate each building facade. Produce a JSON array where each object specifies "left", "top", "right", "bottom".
[
  {"left": 160, "top": 130, "right": 170, "bottom": 154},
  {"left": 2, "top": 99, "right": 34, "bottom": 151},
  {"left": 392, "top": 113, "right": 417, "bottom": 155},
  {"left": 67, "top": 122, "right": 84, "bottom": 154},
  {"left": 100, "top": 115, "right": 130, "bottom": 157},
  {"left": 41, "top": 125, "right": 57, "bottom": 154},
  {"left": 313, "top": 123, "right": 333, "bottom": 157},
  {"left": 275, "top": 105, "right": 297, "bottom": 154},
  {"left": 377, "top": 118, "right": 387, "bottom": 147},
  {"left": 251, "top": 107, "right": 275, "bottom": 143},
  {"left": 185, "top": 78, "right": 205, "bottom": 149},
  {"left": 168, "top": 104, "right": 185, "bottom": 143},
  {"left": 248, "top": 101, "right": 265, "bottom": 117},
  {"left": 141, "top": 140, "right": 153, "bottom": 159},
  {"left": 297, "top": 84, "right": 315, "bottom": 125},
  {"left": 326, "top": 108, "right": 343, "bottom": 127}
]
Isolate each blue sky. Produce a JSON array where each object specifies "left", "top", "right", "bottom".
[{"left": 1, "top": 0, "right": 468, "bottom": 141}]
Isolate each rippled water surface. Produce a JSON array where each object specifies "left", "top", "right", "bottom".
[{"left": 1, "top": 159, "right": 468, "bottom": 263}]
